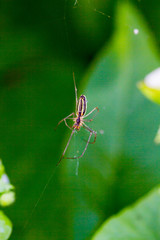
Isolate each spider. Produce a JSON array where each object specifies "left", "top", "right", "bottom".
[{"left": 56, "top": 73, "right": 99, "bottom": 166}]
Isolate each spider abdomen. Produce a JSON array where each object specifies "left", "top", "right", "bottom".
[{"left": 77, "top": 95, "right": 87, "bottom": 117}]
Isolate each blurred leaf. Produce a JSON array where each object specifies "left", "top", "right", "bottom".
[
  {"left": 138, "top": 81, "right": 160, "bottom": 104},
  {"left": 0, "top": 160, "right": 15, "bottom": 207},
  {"left": 0, "top": 161, "right": 5, "bottom": 178},
  {"left": 0, "top": 161, "right": 14, "bottom": 239},
  {"left": 0, "top": 192, "right": 15, "bottom": 207},
  {"left": 154, "top": 126, "right": 160, "bottom": 144},
  {"left": 138, "top": 68, "right": 160, "bottom": 105},
  {"left": 137, "top": 68, "right": 160, "bottom": 143},
  {"left": 0, "top": 211, "right": 12, "bottom": 240},
  {"left": 92, "top": 186, "right": 160, "bottom": 240},
  {"left": 63, "top": 1, "right": 160, "bottom": 240}
]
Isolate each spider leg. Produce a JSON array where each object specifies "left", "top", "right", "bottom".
[
  {"left": 64, "top": 117, "right": 77, "bottom": 130},
  {"left": 73, "top": 72, "right": 78, "bottom": 111},
  {"left": 82, "top": 123, "right": 97, "bottom": 144},
  {"left": 83, "top": 107, "right": 99, "bottom": 121},
  {"left": 55, "top": 112, "right": 75, "bottom": 130},
  {"left": 64, "top": 119, "right": 73, "bottom": 130},
  {"left": 65, "top": 131, "right": 93, "bottom": 159},
  {"left": 56, "top": 129, "right": 75, "bottom": 166}
]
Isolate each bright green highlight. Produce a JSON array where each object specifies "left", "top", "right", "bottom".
[
  {"left": 0, "top": 211, "right": 12, "bottom": 240},
  {"left": 137, "top": 68, "right": 160, "bottom": 143},
  {"left": 0, "top": 160, "right": 15, "bottom": 207},
  {"left": 137, "top": 81, "right": 160, "bottom": 104},
  {"left": 0, "top": 160, "right": 15, "bottom": 239}
]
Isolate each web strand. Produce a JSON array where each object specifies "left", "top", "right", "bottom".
[{"left": 21, "top": 166, "right": 58, "bottom": 235}]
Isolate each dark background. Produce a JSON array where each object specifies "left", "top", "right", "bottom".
[{"left": 0, "top": 0, "right": 160, "bottom": 239}]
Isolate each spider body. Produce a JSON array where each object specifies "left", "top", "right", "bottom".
[
  {"left": 73, "top": 95, "right": 87, "bottom": 130},
  {"left": 56, "top": 73, "right": 99, "bottom": 166},
  {"left": 73, "top": 117, "right": 82, "bottom": 130}
]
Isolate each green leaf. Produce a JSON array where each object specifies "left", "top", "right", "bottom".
[
  {"left": 138, "top": 68, "right": 160, "bottom": 105},
  {"left": 154, "top": 126, "right": 160, "bottom": 144},
  {"left": 0, "top": 161, "right": 14, "bottom": 239},
  {"left": 137, "top": 68, "right": 160, "bottom": 143},
  {"left": 0, "top": 160, "right": 15, "bottom": 207},
  {"left": 0, "top": 161, "right": 5, "bottom": 178},
  {"left": 138, "top": 81, "right": 160, "bottom": 105},
  {"left": 92, "top": 186, "right": 160, "bottom": 240},
  {"left": 0, "top": 211, "right": 12, "bottom": 240}
]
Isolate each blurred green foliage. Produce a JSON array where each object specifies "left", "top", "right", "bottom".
[
  {"left": 0, "top": 160, "right": 15, "bottom": 239},
  {"left": 137, "top": 69, "right": 160, "bottom": 144},
  {"left": 92, "top": 186, "right": 160, "bottom": 240},
  {"left": 0, "top": 0, "right": 160, "bottom": 239},
  {"left": 138, "top": 81, "right": 160, "bottom": 105},
  {"left": 0, "top": 211, "right": 12, "bottom": 240},
  {"left": 0, "top": 160, "right": 15, "bottom": 207}
]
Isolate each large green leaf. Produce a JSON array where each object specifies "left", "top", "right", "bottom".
[{"left": 92, "top": 186, "right": 160, "bottom": 240}]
